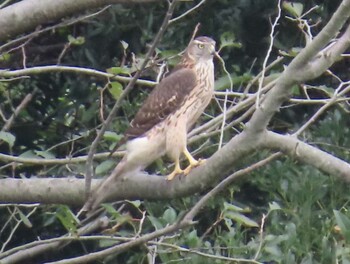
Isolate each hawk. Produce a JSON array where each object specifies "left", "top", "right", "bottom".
[{"left": 84, "top": 36, "right": 216, "bottom": 212}]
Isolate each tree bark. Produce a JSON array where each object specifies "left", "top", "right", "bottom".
[
  {"left": 1, "top": 130, "right": 349, "bottom": 206},
  {"left": 0, "top": 0, "right": 158, "bottom": 42}
]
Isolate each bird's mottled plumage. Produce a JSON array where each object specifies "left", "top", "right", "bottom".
[
  {"left": 83, "top": 36, "right": 216, "bottom": 212},
  {"left": 125, "top": 69, "right": 197, "bottom": 139}
]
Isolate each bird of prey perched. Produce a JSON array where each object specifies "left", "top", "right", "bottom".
[{"left": 83, "top": 36, "right": 216, "bottom": 212}]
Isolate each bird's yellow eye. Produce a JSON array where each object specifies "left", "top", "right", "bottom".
[{"left": 197, "top": 43, "right": 204, "bottom": 49}]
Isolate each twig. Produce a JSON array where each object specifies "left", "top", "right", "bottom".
[
  {"left": 1, "top": 234, "right": 262, "bottom": 264},
  {"left": 189, "top": 80, "right": 276, "bottom": 138},
  {"left": 216, "top": 53, "right": 233, "bottom": 91},
  {"left": 189, "top": 23, "right": 201, "bottom": 43},
  {"left": 0, "top": 66, "right": 156, "bottom": 87},
  {"left": 44, "top": 220, "right": 194, "bottom": 264},
  {"left": 0, "top": 0, "right": 12, "bottom": 9},
  {"left": 183, "top": 152, "right": 281, "bottom": 223},
  {"left": 294, "top": 82, "right": 350, "bottom": 136},
  {"left": 0, "top": 6, "right": 111, "bottom": 52},
  {"left": 21, "top": 46, "right": 27, "bottom": 68},
  {"left": 83, "top": 0, "right": 179, "bottom": 201},
  {"left": 253, "top": 213, "right": 268, "bottom": 260},
  {"left": 169, "top": 0, "right": 207, "bottom": 24},
  {"left": 0, "top": 207, "right": 37, "bottom": 253},
  {"left": 0, "top": 216, "right": 109, "bottom": 263},
  {"left": 218, "top": 90, "right": 228, "bottom": 150},
  {"left": 1, "top": 88, "right": 38, "bottom": 132},
  {"left": 215, "top": 90, "right": 350, "bottom": 105},
  {"left": 0, "top": 151, "right": 124, "bottom": 165},
  {"left": 57, "top": 43, "right": 71, "bottom": 65},
  {"left": 240, "top": 56, "right": 283, "bottom": 101},
  {"left": 256, "top": 0, "right": 282, "bottom": 107}
]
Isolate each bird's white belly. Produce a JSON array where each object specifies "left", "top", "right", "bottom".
[{"left": 126, "top": 131, "right": 166, "bottom": 170}]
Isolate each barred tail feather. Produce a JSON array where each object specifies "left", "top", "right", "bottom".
[{"left": 80, "top": 157, "right": 127, "bottom": 215}]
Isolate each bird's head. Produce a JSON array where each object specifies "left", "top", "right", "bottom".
[{"left": 186, "top": 36, "right": 216, "bottom": 63}]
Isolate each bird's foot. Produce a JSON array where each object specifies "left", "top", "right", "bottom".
[
  {"left": 183, "top": 158, "right": 206, "bottom": 175},
  {"left": 167, "top": 166, "right": 185, "bottom": 181}
]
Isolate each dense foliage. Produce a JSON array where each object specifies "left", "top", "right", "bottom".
[{"left": 0, "top": 0, "right": 350, "bottom": 263}]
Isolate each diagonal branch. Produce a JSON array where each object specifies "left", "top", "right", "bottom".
[{"left": 247, "top": 0, "right": 350, "bottom": 134}]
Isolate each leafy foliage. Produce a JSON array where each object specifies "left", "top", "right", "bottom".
[{"left": 0, "top": 0, "right": 349, "bottom": 263}]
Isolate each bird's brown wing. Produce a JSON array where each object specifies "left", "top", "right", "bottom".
[{"left": 125, "top": 68, "right": 197, "bottom": 139}]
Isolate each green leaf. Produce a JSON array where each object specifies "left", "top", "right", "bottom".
[
  {"left": 95, "top": 160, "right": 115, "bottom": 175},
  {"left": 99, "top": 239, "right": 118, "bottom": 248},
  {"left": 291, "top": 85, "right": 300, "bottom": 96},
  {"left": 0, "top": 53, "right": 11, "bottom": 62},
  {"left": 108, "top": 82, "right": 123, "bottom": 100},
  {"left": 269, "top": 201, "right": 282, "bottom": 211},
  {"left": 102, "top": 204, "right": 132, "bottom": 224},
  {"left": 223, "top": 202, "right": 251, "bottom": 213},
  {"left": 106, "top": 67, "right": 130, "bottom": 75},
  {"left": 34, "top": 150, "right": 56, "bottom": 159},
  {"left": 148, "top": 215, "right": 163, "bottom": 229},
  {"left": 215, "top": 73, "right": 252, "bottom": 91},
  {"left": 219, "top": 31, "right": 242, "bottom": 50},
  {"left": 120, "top": 40, "right": 129, "bottom": 50},
  {"left": 223, "top": 202, "right": 245, "bottom": 212},
  {"left": 103, "top": 131, "right": 123, "bottom": 142},
  {"left": 224, "top": 211, "right": 259, "bottom": 227},
  {"left": 18, "top": 209, "right": 33, "bottom": 228},
  {"left": 56, "top": 205, "right": 79, "bottom": 234},
  {"left": 283, "top": 2, "right": 304, "bottom": 18},
  {"left": 19, "top": 150, "right": 39, "bottom": 159},
  {"left": 0, "top": 131, "right": 15, "bottom": 148},
  {"left": 185, "top": 230, "right": 199, "bottom": 248},
  {"left": 67, "top": 35, "right": 85, "bottom": 45},
  {"left": 333, "top": 210, "right": 350, "bottom": 241},
  {"left": 126, "top": 200, "right": 141, "bottom": 208},
  {"left": 162, "top": 207, "right": 177, "bottom": 224}
]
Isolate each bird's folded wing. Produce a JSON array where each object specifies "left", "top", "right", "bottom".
[{"left": 125, "top": 68, "right": 197, "bottom": 139}]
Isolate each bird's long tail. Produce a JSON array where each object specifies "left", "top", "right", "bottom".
[{"left": 80, "top": 157, "right": 127, "bottom": 215}]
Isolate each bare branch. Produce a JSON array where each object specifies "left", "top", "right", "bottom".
[
  {"left": 0, "top": 151, "right": 124, "bottom": 165},
  {"left": 0, "top": 66, "right": 156, "bottom": 87},
  {"left": 256, "top": 0, "right": 282, "bottom": 107},
  {"left": 0, "top": 216, "right": 109, "bottom": 264},
  {"left": 1, "top": 88, "right": 37, "bottom": 132},
  {"left": 169, "top": 0, "right": 207, "bottom": 24}
]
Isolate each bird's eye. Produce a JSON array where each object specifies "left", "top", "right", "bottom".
[{"left": 197, "top": 43, "right": 204, "bottom": 49}]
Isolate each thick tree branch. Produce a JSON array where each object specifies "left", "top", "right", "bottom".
[
  {"left": 263, "top": 131, "right": 350, "bottom": 182},
  {"left": 1, "top": 0, "right": 350, "bottom": 221},
  {"left": 0, "top": 131, "right": 261, "bottom": 205},
  {"left": 247, "top": 0, "right": 350, "bottom": 134},
  {"left": 1, "top": 119, "right": 350, "bottom": 206},
  {"left": 0, "top": 0, "right": 157, "bottom": 42}
]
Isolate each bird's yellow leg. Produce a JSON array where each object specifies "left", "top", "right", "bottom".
[
  {"left": 167, "top": 158, "right": 184, "bottom": 181},
  {"left": 183, "top": 148, "right": 205, "bottom": 175}
]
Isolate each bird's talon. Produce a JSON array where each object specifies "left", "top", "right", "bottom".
[
  {"left": 184, "top": 158, "right": 206, "bottom": 175},
  {"left": 166, "top": 168, "right": 184, "bottom": 181},
  {"left": 197, "top": 158, "right": 206, "bottom": 165}
]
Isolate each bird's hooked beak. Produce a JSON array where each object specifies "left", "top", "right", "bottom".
[{"left": 208, "top": 43, "right": 216, "bottom": 56}]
